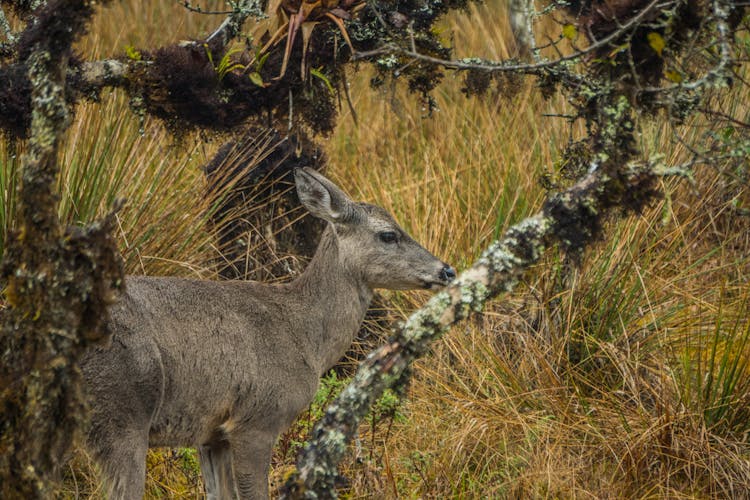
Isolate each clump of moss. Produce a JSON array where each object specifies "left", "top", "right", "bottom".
[
  {"left": 297, "top": 83, "right": 337, "bottom": 135},
  {"left": 567, "top": 0, "right": 746, "bottom": 87},
  {"left": 127, "top": 26, "right": 347, "bottom": 136},
  {"left": 616, "top": 162, "right": 661, "bottom": 215},
  {"left": 460, "top": 68, "right": 526, "bottom": 99},
  {"left": 132, "top": 43, "right": 262, "bottom": 132},
  {"left": 541, "top": 140, "right": 594, "bottom": 191},
  {"left": 461, "top": 68, "right": 493, "bottom": 96},
  {"left": 543, "top": 158, "right": 660, "bottom": 257},
  {"left": 16, "top": 0, "right": 97, "bottom": 61},
  {"left": 560, "top": 141, "right": 593, "bottom": 180},
  {"left": 543, "top": 184, "right": 603, "bottom": 255}
]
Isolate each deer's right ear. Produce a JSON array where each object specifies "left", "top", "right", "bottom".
[{"left": 294, "top": 167, "right": 355, "bottom": 224}]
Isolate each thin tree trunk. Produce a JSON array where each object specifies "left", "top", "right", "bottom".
[{"left": 0, "top": 2, "right": 123, "bottom": 497}]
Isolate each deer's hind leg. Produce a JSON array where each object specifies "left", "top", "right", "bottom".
[{"left": 199, "top": 439, "right": 238, "bottom": 500}]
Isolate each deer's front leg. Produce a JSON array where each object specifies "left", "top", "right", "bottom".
[
  {"left": 91, "top": 428, "right": 149, "bottom": 500},
  {"left": 229, "top": 429, "right": 276, "bottom": 500}
]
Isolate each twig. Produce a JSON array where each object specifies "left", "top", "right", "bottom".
[
  {"left": 204, "top": 0, "right": 267, "bottom": 52},
  {"left": 523, "top": 0, "right": 540, "bottom": 62},
  {"left": 176, "top": 0, "right": 235, "bottom": 15}
]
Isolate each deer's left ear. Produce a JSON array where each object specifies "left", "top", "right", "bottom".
[{"left": 294, "top": 167, "right": 360, "bottom": 224}]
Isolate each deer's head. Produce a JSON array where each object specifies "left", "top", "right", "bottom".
[{"left": 295, "top": 167, "right": 455, "bottom": 290}]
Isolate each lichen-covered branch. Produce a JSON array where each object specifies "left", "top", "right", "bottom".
[
  {"left": 74, "top": 58, "right": 134, "bottom": 90},
  {"left": 0, "top": 1, "right": 124, "bottom": 496},
  {"left": 0, "top": 0, "right": 492, "bottom": 136},
  {"left": 280, "top": 90, "right": 671, "bottom": 496},
  {"left": 0, "top": 0, "right": 527, "bottom": 136},
  {"left": 0, "top": 5, "right": 342, "bottom": 136},
  {"left": 508, "top": 0, "right": 536, "bottom": 59}
]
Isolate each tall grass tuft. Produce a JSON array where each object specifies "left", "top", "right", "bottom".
[{"left": 0, "top": 93, "right": 231, "bottom": 277}]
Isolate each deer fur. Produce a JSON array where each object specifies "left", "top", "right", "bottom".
[{"left": 79, "top": 167, "right": 455, "bottom": 499}]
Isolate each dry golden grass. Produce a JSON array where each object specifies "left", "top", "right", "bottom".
[
  {"left": 58, "top": 97, "right": 221, "bottom": 277},
  {"left": 2, "top": 0, "right": 747, "bottom": 498}
]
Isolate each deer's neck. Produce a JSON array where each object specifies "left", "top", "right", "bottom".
[{"left": 291, "top": 225, "right": 373, "bottom": 375}]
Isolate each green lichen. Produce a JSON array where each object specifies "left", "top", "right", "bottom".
[{"left": 376, "top": 55, "right": 399, "bottom": 69}]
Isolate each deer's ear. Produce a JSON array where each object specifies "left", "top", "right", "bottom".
[{"left": 294, "top": 167, "right": 357, "bottom": 224}]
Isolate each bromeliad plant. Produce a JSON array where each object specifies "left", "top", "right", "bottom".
[{"left": 263, "top": 0, "right": 362, "bottom": 78}]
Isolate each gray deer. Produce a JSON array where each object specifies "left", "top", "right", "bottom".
[{"left": 80, "top": 167, "right": 455, "bottom": 499}]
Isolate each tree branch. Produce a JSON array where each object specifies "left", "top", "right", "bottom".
[
  {"left": 74, "top": 58, "right": 138, "bottom": 90},
  {"left": 509, "top": 0, "right": 539, "bottom": 59},
  {"left": 352, "top": 0, "right": 669, "bottom": 74}
]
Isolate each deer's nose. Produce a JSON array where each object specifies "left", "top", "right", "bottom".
[{"left": 440, "top": 264, "right": 457, "bottom": 282}]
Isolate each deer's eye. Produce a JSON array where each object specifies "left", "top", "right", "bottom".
[{"left": 378, "top": 231, "right": 398, "bottom": 244}]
